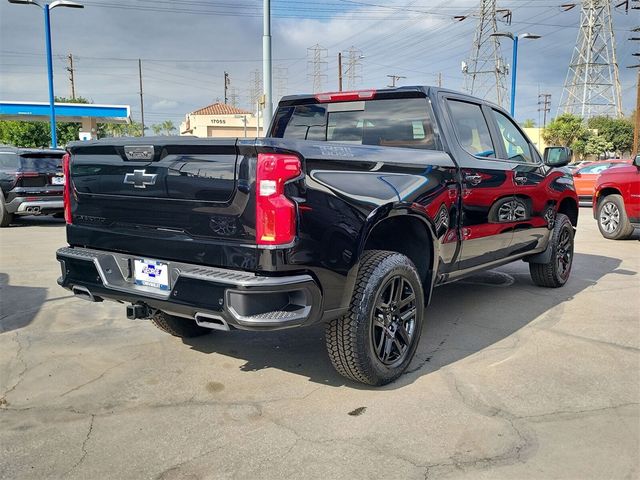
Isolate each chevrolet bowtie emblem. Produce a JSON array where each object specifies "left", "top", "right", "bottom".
[{"left": 124, "top": 170, "right": 157, "bottom": 189}]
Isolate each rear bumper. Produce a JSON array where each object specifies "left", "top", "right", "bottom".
[
  {"left": 6, "top": 196, "right": 63, "bottom": 215},
  {"left": 56, "top": 246, "right": 323, "bottom": 330}
]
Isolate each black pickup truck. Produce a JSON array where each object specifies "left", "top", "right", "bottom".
[{"left": 57, "top": 87, "right": 578, "bottom": 385}]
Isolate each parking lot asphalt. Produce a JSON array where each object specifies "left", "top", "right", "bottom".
[{"left": 0, "top": 209, "right": 638, "bottom": 479}]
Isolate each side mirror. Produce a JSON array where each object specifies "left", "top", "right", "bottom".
[
  {"left": 544, "top": 146, "right": 572, "bottom": 168},
  {"left": 634, "top": 155, "right": 640, "bottom": 168}
]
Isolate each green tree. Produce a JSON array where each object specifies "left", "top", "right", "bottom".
[
  {"left": 102, "top": 122, "right": 144, "bottom": 137},
  {"left": 150, "top": 120, "right": 177, "bottom": 136},
  {"left": 587, "top": 116, "right": 634, "bottom": 155},
  {"left": 521, "top": 119, "right": 536, "bottom": 128},
  {"left": 584, "top": 135, "right": 613, "bottom": 157},
  {"left": 542, "top": 113, "right": 589, "bottom": 147}
]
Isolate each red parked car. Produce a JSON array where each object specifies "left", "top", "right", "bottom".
[
  {"left": 593, "top": 155, "right": 640, "bottom": 239},
  {"left": 573, "top": 159, "right": 631, "bottom": 207}
]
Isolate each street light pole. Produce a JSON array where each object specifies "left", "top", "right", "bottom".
[
  {"left": 510, "top": 35, "right": 518, "bottom": 117},
  {"left": 8, "top": 0, "right": 84, "bottom": 148},
  {"left": 43, "top": 4, "right": 57, "bottom": 147},
  {"left": 262, "top": 0, "right": 272, "bottom": 131},
  {"left": 490, "top": 32, "right": 540, "bottom": 118}
]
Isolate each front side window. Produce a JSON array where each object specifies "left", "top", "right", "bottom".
[
  {"left": 447, "top": 100, "right": 495, "bottom": 158},
  {"left": 493, "top": 110, "right": 534, "bottom": 163}
]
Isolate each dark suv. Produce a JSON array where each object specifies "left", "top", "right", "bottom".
[{"left": 0, "top": 146, "right": 66, "bottom": 227}]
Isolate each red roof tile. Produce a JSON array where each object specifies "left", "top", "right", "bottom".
[{"left": 189, "top": 103, "right": 252, "bottom": 116}]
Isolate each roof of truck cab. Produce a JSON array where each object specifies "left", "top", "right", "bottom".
[{"left": 277, "top": 86, "right": 502, "bottom": 110}]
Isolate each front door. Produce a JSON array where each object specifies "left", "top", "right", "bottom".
[{"left": 442, "top": 97, "right": 516, "bottom": 273}]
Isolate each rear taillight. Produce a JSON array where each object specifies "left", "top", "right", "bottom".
[
  {"left": 62, "top": 153, "right": 72, "bottom": 224},
  {"left": 255, "top": 153, "right": 301, "bottom": 246}
]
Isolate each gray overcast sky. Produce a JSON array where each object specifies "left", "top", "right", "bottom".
[{"left": 0, "top": 0, "right": 637, "bottom": 129}]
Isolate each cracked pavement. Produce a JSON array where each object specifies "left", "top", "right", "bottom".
[{"left": 1, "top": 211, "right": 638, "bottom": 479}]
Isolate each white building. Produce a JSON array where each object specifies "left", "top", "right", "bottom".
[{"left": 179, "top": 103, "right": 263, "bottom": 138}]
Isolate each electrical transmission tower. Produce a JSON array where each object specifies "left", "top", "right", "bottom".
[
  {"left": 558, "top": 0, "right": 623, "bottom": 119},
  {"left": 229, "top": 87, "right": 239, "bottom": 108},
  {"left": 274, "top": 66, "right": 288, "bottom": 100},
  {"left": 249, "top": 69, "right": 262, "bottom": 109},
  {"left": 307, "top": 44, "right": 328, "bottom": 93},
  {"left": 462, "top": 0, "right": 509, "bottom": 108},
  {"left": 345, "top": 46, "right": 363, "bottom": 90}
]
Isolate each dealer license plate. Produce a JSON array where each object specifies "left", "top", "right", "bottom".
[
  {"left": 51, "top": 175, "right": 65, "bottom": 185},
  {"left": 134, "top": 258, "right": 170, "bottom": 291}
]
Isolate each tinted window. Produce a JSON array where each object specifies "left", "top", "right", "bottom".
[
  {"left": 447, "top": 100, "right": 495, "bottom": 157},
  {"left": 273, "top": 97, "right": 440, "bottom": 150},
  {"left": 493, "top": 110, "right": 534, "bottom": 163},
  {"left": 19, "top": 155, "right": 63, "bottom": 171},
  {"left": 0, "top": 153, "right": 20, "bottom": 170}
]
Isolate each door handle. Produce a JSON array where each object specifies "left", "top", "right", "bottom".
[
  {"left": 514, "top": 176, "right": 528, "bottom": 185},
  {"left": 465, "top": 174, "right": 482, "bottom": 186}
]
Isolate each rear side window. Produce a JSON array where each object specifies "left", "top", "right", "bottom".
[
  {"left": 271, "top": 97, "right": 441, "bottom": 150},
  {"left": 0, "top": 153, "right": 20, "bottom": 170},
  {"left": 447, "top": 100, "right": 495, "bottom": 158}
]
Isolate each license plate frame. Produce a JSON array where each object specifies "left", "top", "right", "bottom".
[
  {"left": 133, "top": 258, "right": 170, "bottom": 291},
  {"left": 51, "top": 175, "right": 65, "bottom": 185}
]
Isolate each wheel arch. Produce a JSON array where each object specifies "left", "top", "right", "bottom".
[
  {"left": 557, "top": 196, "right": 579, "bottom": 227},
  {"left": 357, "top": 205, "right": 438, "bottom": 302}
]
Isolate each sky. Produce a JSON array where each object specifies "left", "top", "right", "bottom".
[{"left": 0, "top": 0, "right": 637, "bottom": 131}]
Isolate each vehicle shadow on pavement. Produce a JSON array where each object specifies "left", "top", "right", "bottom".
[
  {"left": 183, "top": 252, "right": 623, "bottom": 389},
  {"left": 8, "top": 216, "right": 66, "bottom": 228},
  {"left": 0, "top": 273, "right": 48, "bottom": 333}
]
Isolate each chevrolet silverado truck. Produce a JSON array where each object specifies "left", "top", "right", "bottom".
[
  {"left": 593, "top": 154, "right": 639, "bottom": 240},
  {"left": 56, "top": 87, "right": 578, "bottom": 385}
]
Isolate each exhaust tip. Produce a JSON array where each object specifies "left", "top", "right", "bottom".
[
  {"left": 195, "top": 313, "right": 230, "bottom": 331},
  {"left": 72, "top": 286, "right": 102, "bottom": 302}
]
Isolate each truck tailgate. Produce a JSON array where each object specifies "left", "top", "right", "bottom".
[{"left": 66, "top": 137, "right": 258, "bottom": 270}]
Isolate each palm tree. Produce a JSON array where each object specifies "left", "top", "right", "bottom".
[{"left": 161, "top": 120, "right": 176, "bottom": 135}]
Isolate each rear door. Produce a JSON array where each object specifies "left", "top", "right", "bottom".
[{"left": 440, "top": 95, "right": 516, "bottom": 272}]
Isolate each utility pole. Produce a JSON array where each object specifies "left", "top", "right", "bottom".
[
  {"left": 462, "top": 0, "right": 510, "bottom": 108},
  {"left": 387, "top": 74, "right": 406, "bottom": 87},
  {"left": 538, "top": 93, "right": 551, "bottom": 128},
  {"left": 224, "top": 71, "right": 230, "bottom": 105},
  {"left": 66, "top": 53, "right": 76, "bottom": 100},
  {"left": 138, "top": 59, "right": 145, "bottom": 137},
  {"left": 338, "top": 52, "right": 343, "bottom": 92},
  {"left": 558, "top": 0, "right": 623, "bottom": 119},
  {"left": 436, "top": 72, "right": 442, "bottom": 87}
]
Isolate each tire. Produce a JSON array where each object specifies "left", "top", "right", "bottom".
[
  {"left": 150, "top": 311, "right": 211, "bottom": 338},
  {"left": 325, "top": 250, "right": 425, "bottom": 386},
  {"left": 529, "top": 213, "right": 574, "bottom": 288},
  {"left": 597, "top": 194, "right": 634, "bottom": 240},
  {"left": 0, "top": 193, "right": 13, "bottom": 228}
]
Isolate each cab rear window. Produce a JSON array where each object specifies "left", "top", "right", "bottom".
[
  {"left": 271, "top": 98, "right": 441, "bottom": 150},
  {"left": 19, "top": 155, "right": 63, "bottom": 171}
]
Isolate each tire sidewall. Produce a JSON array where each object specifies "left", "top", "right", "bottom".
[
  {"left": 551, "top": 215, "right": 574, "bottom": 285},
  {"left": 355, "top": 255, "right": 424, "bottom": 384},
  {"left": 597, "top": 196, "right": 626, "bottom": 239}
]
